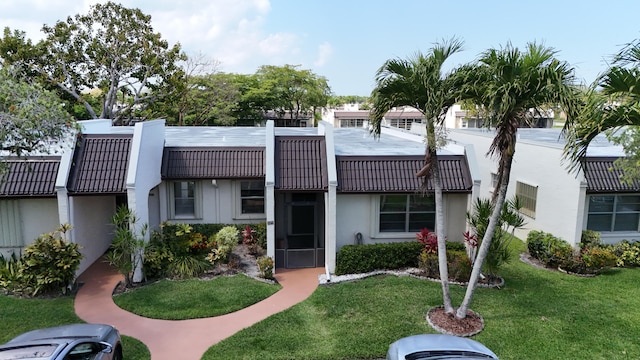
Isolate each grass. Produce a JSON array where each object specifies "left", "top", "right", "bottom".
[
  {"left": 2, "top": 240, "right": 639, "bottom": 359},
  {"left": 0, "top": 294, "right": 150, "bottom": 359},
  {"left": 113, "top": 274, "right": 281, "bottom": 320},
  {"left": 201, "top": 240, "right": 640, "bottom": 360}
]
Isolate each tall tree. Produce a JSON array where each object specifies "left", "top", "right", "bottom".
[
  {"left": 248, "top": 65, "right": 331, "bottom": 126},
  {"left": 456, "top": 43, "right": 580, "bottom": 319},
  {"left": 0, "top": 66, "right": 76, "bottom": 159},
  {"left": 370, "top": 38, "right": 465, "bottom": 314},
  {"left": 0, "top": 2, "right": 185, "bottom": 124},
  {"left": 565, "top": 38, "right": 640, "bottom": 183}
]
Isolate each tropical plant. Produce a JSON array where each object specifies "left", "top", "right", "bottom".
[
  {"left": 206, "top": 226, "right": 239, "bottom": 265},
  {"left": 370, "top": 38, "right": 465, "bottom": 314},
  {"left": 106, "top": 206, "right": 147, "bottom": 286},
  {"left": 257, "top": 256, "right": 275, "bottom": 280},
  {"left": 564, "top": 38, "right": 640, "bottom": 182},
  {"left": 465, "top": 197, "right": 525, "bottom": 280},
  {"left": 455, "top": 42, "right": 581, "bottom": 319},
  {"left": 8, "top": 225, "right": 82, "bottom": 296}
]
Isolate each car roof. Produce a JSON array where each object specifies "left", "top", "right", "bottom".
[
  {"left": 6, "top": 324, "right": 114, "bottom": 343},
  {"left": 387, "top": 334, "right": 498, "bottom": 359}
]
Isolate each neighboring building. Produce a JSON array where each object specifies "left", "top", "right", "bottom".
[
  {"left": 0, "top": 120, "right": 477, "bottom": 277},
  {"left": 447, "top": 128, "right": 640, "bottom": 246}
]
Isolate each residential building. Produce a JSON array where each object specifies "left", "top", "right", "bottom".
[
  {"left": 447, "top": 128, "right": 640, "bottom": 246},
  {"left": 0, "top": 120, "right": 477, "bottom": 277}
]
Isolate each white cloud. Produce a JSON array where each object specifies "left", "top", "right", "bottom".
[
  {"left": 314, "top": 42, "right": 333, "bottom": 67},
  {"left": 0, "top": 0, "right": 321, "bottom": 74}
]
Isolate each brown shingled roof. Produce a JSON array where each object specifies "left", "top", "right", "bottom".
[
  {"left": 67, "top": 134, "right": 132, "bottom": 195},
  {"left": 275, "top": 136, "right": 328, "bottom": 191},
  {"left": 0, "top": 157, "right": 60, "bottom": 197},
  {"left": 583, "top": 157, "right": 640, "bottom": 193},
  {"left": 336, "top": 155, "right": 472, "bottom": 193},
  {"left": 161, "top": 147, "right": 265, "bottom": 179}
]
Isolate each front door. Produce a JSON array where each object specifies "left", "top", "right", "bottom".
[{"left": 275, "top": 193, "right": 324, "bottom": 268}]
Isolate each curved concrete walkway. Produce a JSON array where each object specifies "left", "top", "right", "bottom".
[{"left": 74, "top": 259, "right": 323, "bottom": 360}]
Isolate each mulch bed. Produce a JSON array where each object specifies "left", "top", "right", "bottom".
[{"left": 427, "top": 306, "right": 484, "bottom": 337}]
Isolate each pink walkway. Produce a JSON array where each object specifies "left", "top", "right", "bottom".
[{"left": 74, "top": 260, "right": 322, "bottom": 360}]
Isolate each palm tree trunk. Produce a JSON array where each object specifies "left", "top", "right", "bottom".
[
  {"left": 426, "top": 121, "right": 453, "bottom": 313},
  {"left": 456, "top": 151, "right": 514, "bottom": 319}
]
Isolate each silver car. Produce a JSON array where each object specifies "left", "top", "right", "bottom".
[
  {"left": 0, "top": 324, "right": 122, "bottom": 360},
  {"left": 386, "top": 334, "right": 498, "bottom": 360}
]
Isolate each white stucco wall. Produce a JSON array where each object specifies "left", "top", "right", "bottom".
[
  {"left": 448, "top": 130, "right": 585, "bottom": 246},
  {"left": 127, "top": 120, "right": 165, "bottom": 238},
  {"left": 19, "top": 198, "right": 61, "bottom": 243},
  {"left": 70, "top": 196, "right": 116, "bottom": 275},
  {"left": 335, "top": 193, "right": 469, "bottom": 250}
]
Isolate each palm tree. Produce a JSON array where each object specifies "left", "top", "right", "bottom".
[
  {"left": 456, "top": 42, "right": 580, "bottom": 319},
  {"left": 564, "top": 39, "right": 640, "bottom": 179},
  {"left": 369, "top": 38, "right": 464, "bottom": 314}
]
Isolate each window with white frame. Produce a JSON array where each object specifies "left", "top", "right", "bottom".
[
  {"left": 168, "top": 181, "right": 200, "bottom": 219},
  {"left": 379, "top": 194, "right": 435, "bottom": 232},
  {"left": 515, "top": 181, "right": 537, "bottom": 218},
  {"left": 240, "top": 180, "right": 265, "bottom": 214},
  {"left": 587, "top": 195, "right": 640, "bottom": 232}
]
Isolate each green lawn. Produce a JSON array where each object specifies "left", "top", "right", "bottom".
[
  {"left": 113, "top": 274, "right": 281, "bottom": 320},
  {"left": 2, "top": 240, "right": 639, "bottom": 360},
  {"left": 202, "top": 240, "right": 640, "bottom": 360},
  {"left": 0, "top": 295, "right": 150, "bottom": 359}
]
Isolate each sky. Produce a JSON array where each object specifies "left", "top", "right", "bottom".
[{"left": 1, "top": 0, "right": 639, "bottom": 96}]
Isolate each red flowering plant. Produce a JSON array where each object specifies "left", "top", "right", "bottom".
[
  {"left": 463, "top": 231, "right": 478, "bottom": 265},
  {"left": 242, "top": 225, "right": 260, "bottom": 255},
  {"left": 242, "top": 225, "right": 256, "bottom": 245},
  {"left": 417, "top": 228, "right": 438, "bottom": 254}
]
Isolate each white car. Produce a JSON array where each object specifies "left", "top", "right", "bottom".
[
  {"left": 0, "top": 324, "right": 122, "bottom": 360},
  {"left": 387, "top": 334, "right": 498, "bottom": 360}
]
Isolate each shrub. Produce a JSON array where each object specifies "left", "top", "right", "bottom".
[
  {"left": 418, "top": 251, "right": 439, "bottom": 278},
  {"left": 447, "top": 250, "right": 472, "bottom": 283},
  {"left": 20, "top": 226, "right": 82, "bottom": 296},
  {"left": 561, "top": 247, "right": 617, "bottom": 275},
  {"left": 335, "top": 241, "right": 465, "bottom": 275},
  {"left": 612, "top": 240, "right": 640, "bottom": 267},
  {"left": 167, "top": 255, "right": 211, "bottom": 279},
  {"left": 527, "top": 230, "right": 573, "bottom": 268},
  {"left": 0, "top": 253, "right": 23, "bottom": 294},
  {"left": 335, "top": 242, "right": 422, "bottom": 275},
  {"left": 209, "top": 226, "right": 239, "bottom": 264},
  {"left": 257, "top": 256, "right": 274, "bottom": 280},
  {"left": 242, "top": 225, "right": 263, "bottom": 255},
  {"left": 581, "top": 230, "right": 602, "bottom": 249}
]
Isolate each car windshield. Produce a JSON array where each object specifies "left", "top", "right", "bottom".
[{"left": 0, "top": 344, "right": 58, "bottom": 359}]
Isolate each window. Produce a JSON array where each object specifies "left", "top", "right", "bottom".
[
  {"left": 340, "top": 118, "right": 366, "bottom": 128},
  {"left": 490, "top": 172, "right": 499, "bottom": 189},
  {"left": 240, "top": 181, "right": 265, "bottom": 214},
  {"left": 379, "top": 194, "right": 435, "bottom": 232},
  {"left": 516, "top": 181, "right": 537, "bottom": 218},
  {"left": 0, "top": 200, "right": 22, "bottom": 247},
  {"left": 587, "top": 195, "right": 640, "bottom": 232},
  {"left": 168, "top": 181, "right": 200, "bottom": 219}
]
